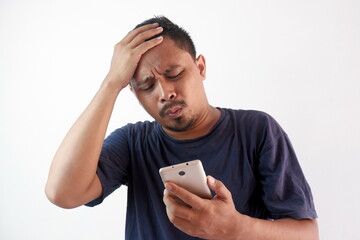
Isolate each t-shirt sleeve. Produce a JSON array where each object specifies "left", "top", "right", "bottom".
[
  {"left": 85, "top": 127, "right": 130, "bottom": 207},
  {"left": 257, "top": 115, "right": 317, "bottom": 220}
]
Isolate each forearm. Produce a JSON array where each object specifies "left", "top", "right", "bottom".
[
  {"left": 45, "top": 23, "right": 164, "bottom": 208},
  {"left": 235, "top": 215, "right": 319, "bottom": 240},
  {"left": 45, "top": 79, "right": 122, "bottom": 208}
]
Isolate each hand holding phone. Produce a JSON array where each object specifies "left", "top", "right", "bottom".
[{"left": 159, "top": 160, "right": 212, "bottom": 200}]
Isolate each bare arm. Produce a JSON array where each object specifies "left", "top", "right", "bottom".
[
  {"left": 45, "top": 23, "right": 164, "bottom": 209},
  {"left": 246, "top": 217, "right": 318, "bottom": 240},
  {"left": 163, "top": 176, "right": 319, "bottom": 240}
]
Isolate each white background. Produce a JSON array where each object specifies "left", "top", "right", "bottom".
[{"left": 1, "top": 0, "right": 359, "bottom": 239}]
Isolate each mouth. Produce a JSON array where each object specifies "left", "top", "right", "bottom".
[
  {"left": 159, "top": 101, "right": 187, "bottom": 118},
  {"left": 166, "top": 107, "right": 183, "bottom": 118}
]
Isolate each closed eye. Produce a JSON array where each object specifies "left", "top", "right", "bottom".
[
  {"left": 167, "top": 70, "right": 184, "bottom": 79},
  {"left": 137, "top": 76, "right": 155, "bottom": 92},
  {"left": 140, "top": 84, "right": 154, "bottom": 91}
]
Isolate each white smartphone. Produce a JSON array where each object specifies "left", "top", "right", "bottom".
[{"left": 159, "top": 160, "right": 212, "bottom": 199}]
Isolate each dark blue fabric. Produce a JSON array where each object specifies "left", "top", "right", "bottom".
[{"left": 86, "top": 108, "right": 317, "bottom": 239}]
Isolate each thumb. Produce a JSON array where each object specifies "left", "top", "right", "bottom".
[{"left": 207, "top": 176, "right": 233, "bottom": 203}]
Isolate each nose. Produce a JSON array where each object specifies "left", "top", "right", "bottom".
[{"left": 158, "top": 80, "right": 177, "bottom": 103}]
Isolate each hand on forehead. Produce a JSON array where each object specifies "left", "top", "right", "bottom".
[{"left": 132, "top": 38, "right": 193, "bottom": 86}]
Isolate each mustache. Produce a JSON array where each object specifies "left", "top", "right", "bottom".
[{"left": 159, "top": 100, "right": 187, "bottom": 117}]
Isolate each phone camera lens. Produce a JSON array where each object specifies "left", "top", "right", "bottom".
[{"left": 178, "top": 171, "right": 185, "bottom": 176}]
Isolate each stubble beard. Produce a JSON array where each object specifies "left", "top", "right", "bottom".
[
  {"left": 163, "top": 116, "right": 196, "bottom": 132},
  {"left": 159, "top": 100, "right": 196, "bottom": 133}
]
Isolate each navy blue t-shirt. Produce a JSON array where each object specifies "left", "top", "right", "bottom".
[{"left": 86, "top": 108, "right": 317, "bottom": 239}]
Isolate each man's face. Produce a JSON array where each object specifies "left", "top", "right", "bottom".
[{"left": 131, "top": 38, "right": 208, "bottom": 134}]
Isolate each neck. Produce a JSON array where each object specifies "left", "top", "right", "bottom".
[{"left": 162, "top": 106, "right": 221, "bottom": 140}]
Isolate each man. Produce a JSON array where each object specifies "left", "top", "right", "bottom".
[{"left": 45, "top": 16, "right": 318, "bottom": 239}]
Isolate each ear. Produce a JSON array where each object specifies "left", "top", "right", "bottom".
[
  {"left": 195, "top": 54, "right": 206, "bottom": 80},
  {"left": 129, "top": 79, "right": 137, "bottom": 95}
]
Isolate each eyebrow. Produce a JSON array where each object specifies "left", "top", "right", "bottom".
[
  {"left": 137, "top": 65, "right": 183, "bottom": 86},
  {"left": 164, "top": 65, "right": 181, "bottom": 74},
  {"left": 138, "top": 76, "right": 155, "bottom": 87}
]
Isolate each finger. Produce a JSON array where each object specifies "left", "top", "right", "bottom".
[
  {"left": 123, "top": 23, "right": 159, "bottom": 43},
  {"left": 129, "top": 26, "right": 163, "bottom": 49},
  {"left": 132, "top": 35, "right": 163, "bottom": 56},
  {"left": 207, "top": 176, "right": 232, "bottom": 203},
  {"left": 163, "top": 189, "right": 193, "bottom": 219},
  {"left": 163, "top": 188, "right": 179, "bottom": 206},
  {"left": 165, "top": 182, "right": 204, "bottom": 209}
]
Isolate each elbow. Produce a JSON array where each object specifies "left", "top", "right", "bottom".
[
  {"left": 296, "top": 219, "right": 319, "bottom": 240},
  {"left": 44, "top": 182, "right": 80, "bottom": 209},
  {"left": 308, "top": 219, "right": 320, "bottom": 240},
  {"left": 277, "top": 218, "right": 319, "bottom": 240}
]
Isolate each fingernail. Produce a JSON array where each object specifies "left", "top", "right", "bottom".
[
  {"left": 208, "top": 175, "right": 216, "bottom": 185},
  {"left": 165, "top": 183, "right": 173, "bottom": 191}
]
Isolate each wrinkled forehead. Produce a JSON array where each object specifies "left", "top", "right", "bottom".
[{"left": 132, "top": 38, "right": 193, "bottom": 83}]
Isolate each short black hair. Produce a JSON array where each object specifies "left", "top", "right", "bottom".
[{"left": 134, "top": 16, "right": 197, "bottom": 59}]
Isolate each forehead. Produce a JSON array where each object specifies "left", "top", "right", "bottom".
[{"left": 134, "top": 38, "right": 193, "bottom": 80}]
